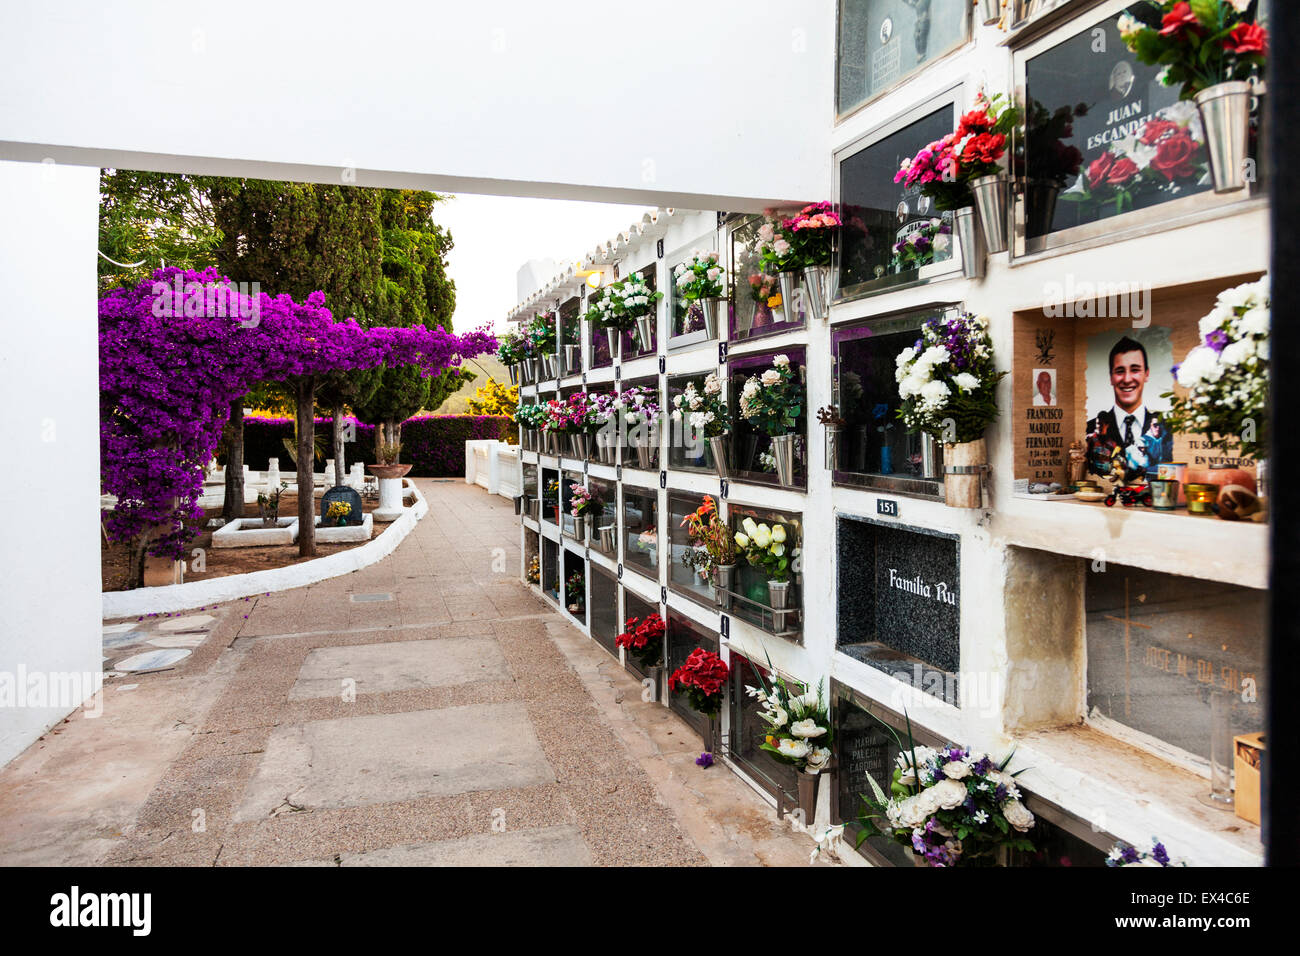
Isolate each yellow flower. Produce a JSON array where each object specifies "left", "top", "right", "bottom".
[{"left": 767, "top": 294, "right": 783, "bottom": 308}]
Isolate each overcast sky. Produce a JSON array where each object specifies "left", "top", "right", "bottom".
[{"left": 436, "top": 193, "right": 654, "bottom": 334}]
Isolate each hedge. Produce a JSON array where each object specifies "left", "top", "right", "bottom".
[{"left": 222, "top": 415, "right": 512, "bottom": 478}]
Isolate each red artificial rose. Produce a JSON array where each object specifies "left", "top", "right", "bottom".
[
  {"left": 1224, "top": 22, "right": 1267, "bottom": 56},
  {"left": 1087, "top": 152, "right": 1115, "bottom": 189},
  {"left": 961, "top": 132, "right": 1007, "bottom": 167},
  {"left": 1149, "top": 131, "right": 1199, "bottom": 181},
  {"left": 1139, "top": 119, "right": 1180, "bottom": 146},
  {"left": 1159, "top": 2, "right": 1200, "bottom": 37},
  {"left": 956, "top": 108, "right": 994, "bottom": 139},
  {"left": 1106, "top": 157, "right": 1140, "bottom": 186}
]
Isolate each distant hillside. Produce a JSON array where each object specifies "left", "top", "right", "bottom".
[{"left": 432, "top": 355, "right": 511, "bottom": 414}]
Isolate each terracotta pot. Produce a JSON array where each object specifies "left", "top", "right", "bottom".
[{"left": 367, "top": 463, "right": 413, "bottom": 480}]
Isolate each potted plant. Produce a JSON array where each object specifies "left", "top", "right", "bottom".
[
  {"left": 738, "top": 355, "right": 805, "bottom": 488},
  {"left": 525, "top": 555, "right": 540, "bottom": 585},
  {"left": 746, "top": 270, "right": 783, "bottom": 329},
  {"left": 855, "top": 732, "right": 1036, "bottom": 867},
  {"left": 1163, "top": 274, "right": 1269, "bottom": 494},
  {"left": 568, "top": 482, "right": 601, "bottom": 543},
  {"left": 734, "top": 517, "right": 796, "bottom": 631},
  {"left": 673, "top": 250, "right": 727, "bottom": 340},
  {"left": 257, "top": 481, "right": 288, "bottom": 528},
  {"left": 668, "top": 647, "right": 730, "bottom": 749},
  {"left": 680, "top": 496, "right": 737, "bottom": 608},
  {"left": 747, "top": 671, "right": 833, "bottom": 823},
  {"left": 816, "top": 405, "right": 846, "bottom": 471},
  {"left": 585, "top": 285, "right": 622, "bottom": 359},
  {"left": 561, "top": 314, "right": 581, "bottom": 376},
  {"left": 1118, "top": 2, "right": 1267, "bottom": 193},
  {"left": 588, "top": 392, "right": 619, "bottom": 464},
  {"left": 670, "top": 373, "right": 731, "bottom": 477},
  {"left": 896, "top": 313, "right": 1007, "bottom": 508},
  {"left": 617, "top": 613, "right": 666, "bottom": 689}
]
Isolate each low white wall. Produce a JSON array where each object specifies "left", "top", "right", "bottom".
[
  {"left": 0, "top": 159, "right": 102, "bottom": 767},
  {"left": 464, "top": 441, "right": 520, "bottom": 499}
]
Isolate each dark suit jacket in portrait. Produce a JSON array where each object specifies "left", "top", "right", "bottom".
[{"left": 1085, "top": 408, "right": 1174, "bottom": 482}]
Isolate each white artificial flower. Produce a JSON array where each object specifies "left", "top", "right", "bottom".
[
  {"left": 776, "top": 738, "right": 811, "bottom": 760},
  {"left": 734, "top": 532, "right": 750, "bottom": 548},
  {"left": 896, "top": 346, "right": 917, "bottom": 367},
  {"left": 773, "top": 354, "right": 790, "bottom": 367},
  {"left": 1116, "top": 12, "right": 1141, "bottom": 39},
  {"left": 1218, "top": 281, "right": 1259, "bottom": 312},
  {"left": 920, "top": 379, "right": 952, "bottom": 410},
  {"left": 918, "top": 345, "right": 950, "bottom": 368},
  {"left": 805, "top": 747, "right": 832, "bottom": 774},
  {"left": 752, "top": 526, "right": 772, "bottom": 548},
  {"left": 930, "top": 779, "right": 968, "bottom": 810},
  {"left": 942, "top": 760, "right": 972, "bottom": 780},
  {"left": 1176, "top": 347, "right": 1218, "bottom": 388},
  {"left": 771, "top": 524, "right": 786, "bottom": 544},
  {"left": 1225, "top": 0, "right": 1251, "bottom": 13},
  {"left": 790, "top": 719, "right": 827, "bottom": 739},
  {"left": 953, "top": 372, "right": 980, "bottom": 391},
  {"left": 1220, "top": 339, "right": 1251, "bottom": 368},
  {"left": 1002, "top": 799, "right": 1036, "bottom": 832},
  {"left": 1239, "top": 307, "right": 1269, "bottom": 337},
  {"left": 971, "top": 809, "right": 989, "bottom": 825},
  {"left": 760, "top": 369, "right": 781, "bottom": 386},
  {"left": 760, "top": 705, "right": 789, "bottom": 728},
  {"left": 704, "top": 373, "right": 722, "bottom": 394},
  {"left": 1199, "top": 304, "right": 1233, "bottom": 338},
  {"left": 744, "top": 684, "right": 765, "bottom": 700},
  {"left": 742, "top": 516, "right": 758, "bottom": 535}
]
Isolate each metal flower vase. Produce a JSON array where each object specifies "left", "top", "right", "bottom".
[
  {"left": 796, "top": 770, "right": 818, "bottom": 825},
  {"left": 564, "top": 344, "right": 581, "bottom": 376},
  {"left": 634, "top": 436, "right": 658, "bottom": 470},
  {"left": 824, "top": 424, "right": 842, "bottom": 471},
  {"left": 570, "top": 433, "right": 591, "bottom": 460},
  {"left": 1195, "top": 81, "right": 1252, "bottom": 193},
  {"left": 713, "top": 563, "right": 735, "bottom": 610},
  {"left": 635, "top": 315, "right": 655, "bottom": 353},
  {"left": 699, "top": 297, "right": 723, "bottom": 339},
  {"left": 572, "top": 514, "right": 586, "bottom": 543},
  {"left": 507, "top": 363, "right": 519, "bottom": 386},
  {"left": 978, "top": 0, "right": 1002, "bottom": 25},
  {"left": 802, "top": 265, "right": 830, "bottom": 320},
  {"left": 598, "top": 523, "right": 617, "bottom": 553},
  {"left": 969, "top": 173, "right": 1009, "bottom": 254},
  {"left": 943, "top": 438, "right": 987, "bottom": 509},
  {"left": 596, "top": 429, "right": 617, "bottom": 464},
  {"left": 768, "top": 579, "right": 791, "bottom": 632},
  {"left": 605, "top": 327, "right": 621, "bottom": 360},
  {"left": 954, "top": 206, "right": 986, "bottom": 279},
  {"left": 708, "top": 435, "right": 731, "bottom": 478},
  {"left": 770, "top": 433, "right": 797, "bottom": 487},
  {"left": 778, "top": 271, "right": 799, "bottom": 323}
]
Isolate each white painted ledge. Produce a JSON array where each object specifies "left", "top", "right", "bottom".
[{"left": 102, "top": 479, "right": 426, "bottom": 620}]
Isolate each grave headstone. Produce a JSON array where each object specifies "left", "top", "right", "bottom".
[
  {"left": 836, "top": 516, "right": 960, "bottom": 703},
  {"left": 834, "top": 696, "right": 913, "bottom": 866},
  {"left": 320, "top": 485, "right": 364, "bottom": 526}
]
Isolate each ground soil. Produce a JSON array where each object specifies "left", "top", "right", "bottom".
[{"left": 101, "top": 491, "right": 383, "bottom": 592}]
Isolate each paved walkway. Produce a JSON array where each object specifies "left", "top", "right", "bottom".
[{"left": 0, "top": 480, "right": 818, "bottom": 867}]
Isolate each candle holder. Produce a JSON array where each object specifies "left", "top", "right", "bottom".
[
  {"left": 1149, "top": 478, "right": 1179, "bottom": 511},
  {"left": 1185, "top": 482, "right": 1220, "bottom": 516}
]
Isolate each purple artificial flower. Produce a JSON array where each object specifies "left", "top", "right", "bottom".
[
  {"left": 994, "top": 784, "right": 1008, "bottom": 802},
  {"left": 1205, "top": 329, "right": 1230, "bottom": 353},
  {"left": 1152, "top": 842, "right": 1169, "bottom": 866},
  {"left": 695, "top": 751, "right": 714, "bottom": 768},
  {"left": 1121, "top": 845, "right": 1141, "bottom": 864}
]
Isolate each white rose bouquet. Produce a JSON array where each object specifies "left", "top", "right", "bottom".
[
  {"left": 855, "top": 726, "right": 1035, "bottom": 866},
  {"left": 1164, "top": 274, "right": 1269, "bottom": 455},
  {"left": 746, "top": 672, "right": 832, "bottom": 775},
  {"left": 609, "top": 272, "right": 663, "bottom": 322},
  {"left": 673, "top": 250, "right": 727, "bottom": 301},
  {"left": 671, "top": 372, "right": 730, "bottom": 439},
  {"left": 733, "top": 516, "right": 794, "bottom": 583},
  {"left": 896, "top": 312, "right": 1006, "bottom": 444},
  {"left": 739, "top": 354, "right": 805, "bottom": 437},
  {"left": 584, "top": 285, "right": 622, "bottom": 331}
]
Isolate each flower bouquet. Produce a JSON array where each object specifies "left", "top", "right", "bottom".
[
  {"left": 526, "top": 554, "right": 540, "bottom": 584},
  {"left": 1118, "top": 2, "right": 1266, "bottom": 191},
  {"left": 1019, "top": 98, "right": 1087, "bottom": 237},
  {"left": 568, "top": 482, "right": 600, "bottom": 541},
  {"left": 680, "top": 496, "right": 738, "bottom": 604},
  {"left": 747, "top": 675, "right": 832, "bottom": 775},
  {"left": 616, "top": 612, "right": 665, "bottom": 673},
  {"left": 1164, "top": 274, "right": 1269, "bottom": 457},
  {"left": 497, "top": 328, "right": 527, "bottom": 384},
  {"left": 326, "top": 500, "right": 352, "bottom": 527},
  {"left": 671, "top": 373, "right": 731, "bottom": 475},
  {"left": 617, "top": 386, "right": 662, "bottom": 469},
  {"left": 527, "top": 313, "right": 558, "bottom": 378},
  {"left": 856, "top": 738, "right": 1035, "bottom": 867},
  {"left": 565, "top": 570, "right": 584, "bottom": 614},
  {"left": 757, "top": 204, "right": 841, "bottom": 320},
  {"left": 1107, "top": 837, "right": 1184, "bottom": 867},
  {"left": 512, "top": 402, "right": 547, "bottom": 451},
  {"left": 895, "top": 312, "right": 1006, "bottom": 507},
  {"left": 673, "top": 250, "right": 727, "bottom": 339},
  {"left": 891, "top": 218, "right": 953, "bottom": 274},
  {"left": 734, "top": 516, "right": 797, "bottom": 630},
  {"left": 257, "top": 481, "right": 288, "bottom": 528},
  {"left": 739, "top": 355, "right": 805, "bottom": 487},
  {"left": 668, "top": 647, "right": 729, "bottom": 717},
  {"left": 1059, "top": 103, "right": 1209, "bottom": 217}
]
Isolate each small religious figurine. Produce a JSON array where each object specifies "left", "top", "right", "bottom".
[{"left": 1068, "top": 440, "right": 1086, "bottom": 486}]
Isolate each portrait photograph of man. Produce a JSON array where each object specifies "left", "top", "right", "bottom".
[
  {"left": 1084, "top": 331, "right": 1175, "bottom": 482},
  {"left": 1032, "top": 368, "right": 1057, "bottom": 407}
]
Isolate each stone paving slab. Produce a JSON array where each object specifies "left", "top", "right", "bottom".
[
  {"left": 287, "top": 636, "right": 511, "bottom": 700},
  {"left": 233, "top": 703, "right": 556, "bottom": 822},
  {"left": 334, "top": 824, "right": 592, "bottom": 867}
]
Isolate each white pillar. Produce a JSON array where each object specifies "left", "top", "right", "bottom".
[
  {"left": 265, "top": 458, "right": 280, "bottom": 492},
  {"left": 374, "top": 478, "right": 405, "bottom": 522},
  {"left": 0, "top": 159, "right": 102, "bottom": 767}
]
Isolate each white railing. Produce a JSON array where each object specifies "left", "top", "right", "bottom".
[{"left": 464, "top": 440, "right": 521, "bottom": 500}]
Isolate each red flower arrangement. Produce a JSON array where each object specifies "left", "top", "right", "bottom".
[
  {"left": 616, "top": 613, "right": 665, "bottom": 670},
  {"left": 668, "top": 648, "right": 730, "bottom": 715},
  {"left": 1121, "top": 2, "right": 1267, "bottom": 100}
]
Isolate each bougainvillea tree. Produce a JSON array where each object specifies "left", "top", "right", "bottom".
[{"left": 100, "top": 267, "right": 495, "bottom": 584}]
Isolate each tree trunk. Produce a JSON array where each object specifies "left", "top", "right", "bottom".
[
  {"left": 297, "top": 378, "right": 317, "bottom": 558},
  {"left": 332, "top": 404, "right": 346, "bottom": 487},
  {"left": 126, "top": 533, "right": 149, "bottom": 591},
  {"left": 374, "top": 419, "right": 384, "bottom": 463},
  {"left": 223, "top": 401, "right": 245, "bottom": 521}
]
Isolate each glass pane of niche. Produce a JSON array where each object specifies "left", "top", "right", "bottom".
[
  {"left": 668, "top": 254, "right": 709, "bottom": 344},
  {"left": 729, "top": 651, "right": 800, "bottom": 802},
  {"left": 837, "top": 0, "right": 970, "bottom": 116},
  {"left": 541, "top": 467, "right": 561, "bottom": 526},
  {"left": 623, "top": 587, "right": 662, "bottom": 678},
  {"left": 667, "top": 373, "right": 720, "bottom": 472},
  {"left": 667, "top": 491, "right": 719, "bottom": 609},
  {"left": 839, "top": 104, "right": 959, "bottom": 299},
  {"left": 727, "top": 348, "right": 808, "bottom": 489},
  {"left": 562, "top": 548, "right": 585, "bottom": 621},
  {"left": 558, "top": 297, "right": 581, "bottom": 373},
  {"left": 541, "top": 535, "right": 560, "bottom": 604},
  {"left": 622, "top": 264, "right": 658, "bottom": 357},
  {"left": 589, "top": 564, "right": 619, "bottom": 656},
  {"left": 836, "top": 515, "right": 960, "bottom": 704},
  {"left": 621, "top": 485, "right": 659, "bottom": 577},
  {"left": 586, "top": 476, "right": 617, "bottom": 556},
  {"left": 1086, "top": 565, "right": 1266, "bottom": 764},
  {"left": 832, "top": 310, "right": 946, "bottom": 493},
  {"left": 620, "top": 375, "right": 661, "bottom": 466},
  {"left": 1021, "top": 8, "right": 1228, "bottom": 247},
  {"left": 522, "top": 462, "right": 538, "bottom": 501},
  {"left": 586, "top": 287, "right": 613, "bottom": 370},
  {"left": 729, "top": 215, "right": 805, "bottom": 342},
  {"left": 560, "top": 469, "right": 583, "bottom": 539},
  {"left": 666, "top": 611, "right": 718, "bottom": 742},
  {"left": 727, "top": 503, "right": 804, "bottom": 639}
]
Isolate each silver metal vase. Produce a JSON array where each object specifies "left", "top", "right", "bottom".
[
  {"left": 714, "top": 563, "right": 735, "bottom": 610},
  {"left": 507, "top": 363, "right": 519, "bottom": 386},
  {"left": 635, "top": 315, "right": 655, "bottom": 353},
  {"left": 708, "top": 435, "right": 731, "bottom": 478},
  {"left": 605, "top": 328, "right": 621, "bottom": 360},
  {"left": 969, "top": 173, "right": 1009, "bottom": 254},
  {"left": 564, "top": 344, "right": 581, "bottom": 376},
  {"left": 768, "top": 579, "right": 791, "bottom": 632},
  {"left": 802, "top": 265, "right": 830, "bottom": 320},
  {"left": 699, "top": 297, "right": 723, "bottom": 339},
  {"left": 778, "top": 271, "right": 799, "bottom": 323},
  {"left": 1195, "top": 80, "right": 1252, "bottom": 193},
  {"left": 954, "top": 206, "right": 986, "bottom": 280},
  {"left": 824, "top": 424, "right": 842, "bottom": 471},
  {"left": 770, "top": 433, "right": 797, "bottom": 487}
]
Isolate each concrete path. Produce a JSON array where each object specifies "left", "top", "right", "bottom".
[{"left": 0, "top": 480, "right": 820, "bottom": 867}]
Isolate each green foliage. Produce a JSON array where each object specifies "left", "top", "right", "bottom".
[{"left": 98, "top": 169, "right": 222, "bottom": 292}]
